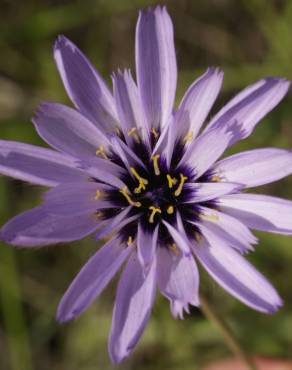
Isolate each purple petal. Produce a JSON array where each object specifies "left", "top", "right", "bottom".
[
  {"left": 112, "top": 70, "right": 149, "bottom": 146},
  {"left": 184, "top": 182, "right": 241, "bottom": 203},
  {"left": 54, "top": 35, "right": 118, "bottom": 132},
  {"left": 57, "top": 237, "right": 132, "bottom": 322},
  {"left": 162, "top": 218, "right": 191, "bottom": 256},
  {"left": 137, "top": 224, "right": 158, "bottom": 273},
  {"left": 197, "top": 207, "right": 257, "bottom": 253},
  {"left": 178, "top": 126, "right": 232, "bottom": 178},
  {"left": 219, "top": 193, "right": 292, "bottom": 235},
  {"left": 94, "top": 207, "right": 138, "bottom": 240},
  {"left": 136, "top": 6, "right": 177, "bottom": 130},
  {"left": 157, "top": 247, "right": 199, "bottom": 319},
  {"left": 1, "top": 206, "right": 98, "bottom": 247},
  {"left": 43, "top": 182, "right": 115, "bottom": 215},
  {"left": 193, "top": 227, "right": 282, "bottom": 313},
  {"left": 175, "top": 68, "right": 223, "bottom": 140},
  {"left": 33, "top": 102, "right": 109, "bottom": 159},
  {"left": 206, "top": 77, "right": 290, "bottom": 145},
  {"left": 212, "top": 148, "right": 292, "bottom": 188},
  {"left": 109, "top": 253, "right": 157, "bottom": 364},
  {"left": 0, "top": 140, "right": 85, "bottom": 187}
]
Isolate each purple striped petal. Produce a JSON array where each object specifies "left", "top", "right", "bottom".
[
  {"left": 175, "top": 67, "right": 223, "bottom": 140},
  {"left": 57, "top": 237, "right": 132, "bottom": 322},
  {"left": 112, "top": 70, "right": 149, "bottom": 146},
  {"left": 206, "top": 77, "right": 290, "bottom": 145},
  {"left": 193, "top": 228, "right": 282, "bottom": 313},
  {"left": 213, "top": 148, "right": 292, "bottom": 188},
  {"left": 43, "top": 182, "right": 114, "bottom": 215},
  {"left": 136, "top": 6, "right": 177, "bottom": 130},
  {"left": 197, "top": 207, "right": 257, "bottom": 253},
  {"left": 109, "top": 253, "right": 157, "bottom": 364},
  {"left": 33, "top": 102, "right": 109, "bottom": 159},
  {"left": 137, "top": 224, "right": 158, "bottom": 273},
  {"left": 184, "top": 182, "right": 241, "bottom": 203},
  {"left": 178, "top": 126, "right": 232, "bottom": 178},
  {"left": 157, "top": 247, "right": 199, "bottom": 319},
  {"left": 0, "top": 206, "right": 98, "bottom": 247},
  {"left": 219, "top": 193, "right": 292, "bottom": 235},
  {"left": 54, "top": 35, "right": 118, "bottom": 132},
  {"left": 0, "top": 140, "right": 85, "bottom": 187},
  {"left": 163, "top": 217, "right": 191, "bottom": 256}
]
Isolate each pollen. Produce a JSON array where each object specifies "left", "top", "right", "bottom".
[
  {"left": 169, "top": 243, "right": 180, "bottom": 255},
  {"left": 96, "top": 145, "right": 108, "bottom": 159},
  {"left": 194, "top": 232, "right": 202, "bottom": 243},
  {"left": 148, "top": 206, "right": 162, "bottom": 223},
  {"left": 151, "top": 127, "right": 159, "bottom": 139},
  {"left": 127, "top": 127, "right": 140, "bottom": 143},
  {"left": 201, "top": 212, "right": 219, "bottom": 222},
  {"left": 166, "top": 174, "right": 177, "bottom": 188},
  {"left": 174, "top": 173, "right": 188, "bottom": 197},
  {"left": 130, "top": 167, "right": 148, "bottom": 193},
  {"left": 94, "top": 190, "right": 102, "bottom": 200},
  {"left": 127, "top": 236, "right": 134, "bottom": 246},
  {"left": 210, "top": 175, "right": 221, "bottom": 182},
  {"left": 167, "top": 205, "right": 174, "bottom": 214},
  {"left": 182, "top": 131, "right": 193, "bottom": 144},
  {"left": 119, "top": 186, "right": 142, "bottom": 207},
  {"left": 151, "top": 154, "right": 161, "bottom": 176}
]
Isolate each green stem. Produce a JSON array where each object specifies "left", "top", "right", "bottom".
[
  {"left": 200, "top": 292, "right": 257, "bottom": 370},
  {"left": 0, "top": 245, "right": 33, "bottom": 370}
]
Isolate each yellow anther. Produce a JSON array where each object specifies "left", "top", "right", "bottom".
[
  {"left": 94, "top": 211, "right": 103, "bottom": 219},
  {"left": 182, "top": 131, "right": 193, "bottom": 144},
  {"left": 119, "top": 186, "right": 142, "bottom": 207},
  {"left": 148, "top": 206, "right": 162, "bottom": 223},
  {"left": 194, "top": 232, "right": 202, "bottom": 243},
  {"left": 94, "top": 190, "right": 102, "bottom": 200},
  {"left": 210, "top": 175, "right": 221, "bottom": 182},
  {"left": 151, "top": 154, "right": 161, "bottom": 176},
  {"left": 96, "top": 145, "right": 108, "bottom": 160},
  {"left": 127, "top": 127, "right": 140, "bottom": 143},
  {"left": 167, "top": 205, "right": 174, "bottom": 214},
  {"left": 127, "top": 236, "right": 134, "bottom": 246},
  {"left": 201, "top": 212, "right": 219, "bottom": 222},
  {"left": 169, "top": 243, "right": 179, "bottom": 255},
  {"left": 130, "top": 167, "right": 148, "bottom": 194},
  {"left": 151, "top": 127, "right": 159, "bottom": 139},
  {"left": 166, "top": 174, "right": 177, "bottom": 189},
  {"left": 174, "top": 173, "right": 188, "bottom": 197}
]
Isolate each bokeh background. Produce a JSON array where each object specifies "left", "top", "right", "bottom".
[{"left": 1, "top": 0, "right": 292, "bottom": 369}]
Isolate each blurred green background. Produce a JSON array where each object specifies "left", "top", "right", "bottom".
[{"left": 1, "top": 0, "right": 292, "bottom": 369}]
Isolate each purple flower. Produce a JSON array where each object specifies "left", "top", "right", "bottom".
[{"left": 1, "top": 5, "right": 292, "bottom": 364}]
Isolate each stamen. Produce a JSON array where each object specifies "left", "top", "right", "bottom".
[
  {"left": 167, "top": 205, "right": 174, "bottom": 214},
  {"left": 119, "top": 186, "right": 142, "bottom": 207},
  {"left": 182, "top": 131, "right": 193, "bottom": 144},
  {"left": 94, "top": 211, "right": 103, "bottom": 219},
  {"left": 130, "top": 167, "right": 148, "bottom": 194},
  {"left": 174, "top": 173, "right": 188, "bottom": 197},
  {"left": 96, "top": 145, "right": 108, "bottom": 159},
  {"left": 210, "top": 175, "right": 221, "bottom": 182},
  {"left": 169, "top": 243, "right": 180, "bottom": 255},
  {"left": 127, "top": 127, "right": 140, "bottom": 143},
  {"left": 166, "top": 174, "right": 177, "bottom": 189},
  {"left": 127, "top": 236, "right": 134, "bottom": 246},
  {"left": 151, "top": 154, "right": 161, "bottom": 176},
  {"left": 201, "top": 212, "right": 219, "bottom": 222},
  {"left": 151, "top": 127, "right": 159, "bottom": 139},
  {"left": 94, "top": 190, "right": 102, "bottom": 200},
  {"left": 148, "top": 206, "right": 162, "bottom": 223},
  {"left": 194, "top": 232, "right": 202, "bottom": 243}
]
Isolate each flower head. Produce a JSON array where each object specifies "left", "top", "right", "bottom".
[{"left": 1, "top": 5, "right": 292, "bottom": 364}]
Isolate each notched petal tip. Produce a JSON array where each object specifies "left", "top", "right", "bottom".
[{"left": 53, "top": 34, "right": 76, "bottom": 53}]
